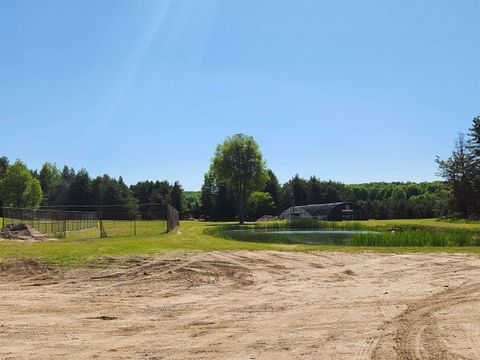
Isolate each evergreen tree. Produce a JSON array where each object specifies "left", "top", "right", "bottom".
[
  {"left": 291, "top": 174, "right": 309, "bottom": 205},
  {"left": 149, "top": 181, "right": 171, "bottom": 204},
  {"left": 200, "top": 172, "right": 216, "bottom": 220},
  {"left": 307, "top": 176, "right": 324, "bottom": 204},
  {"left": 0, "top": 156, "right": 9, "bottom": 179},
  {"left": 436, "top": 133, "right": 473, "bottom": 216},
  {"left": 67, "top": 169, "right": 92, "bottom": 206},
  {"left": 170, "top": 181, "right": 185, "bottom": 216},
  {"left": 264, "top": 169, "right": 281, "bottom": 214},
  {"left": 468, "top": 116, "right": 480, "bottom": 212}
]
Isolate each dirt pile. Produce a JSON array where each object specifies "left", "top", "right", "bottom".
[
  {"left": 0, "top": 223, "right": 55, "bottom": 242},
  {"left": 0, "top": 258, "right": 57, "bottom": 280}
]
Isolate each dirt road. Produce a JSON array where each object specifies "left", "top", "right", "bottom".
[{"left": 1, "top": 251, "right": 479, "bottom": 359}]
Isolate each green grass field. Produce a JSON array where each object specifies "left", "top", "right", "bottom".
[
  {"left": 0, "top": 220, "right": 313, "bottom": 266},
  {"left": 2, "top": 216, "right": 166, "bottom": 238},
  {"left": 1, "top": 218, "right": 480, "bottom": 267},
  {"left": 351, "top": 218, "right": 480, "bottom": 231}
]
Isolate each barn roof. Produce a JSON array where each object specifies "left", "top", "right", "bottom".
[{"left": 280, "top": 202, "right": 359, "bottom": 218}]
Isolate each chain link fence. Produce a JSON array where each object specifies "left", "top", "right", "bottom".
[
  {"left": 2, "top": 203, "right": 180, "bottom": 239},
  {"left": 94, "top": 203, "right": 179, "bottom": 238},
  {"left": 2, "top": 207, "right": 97, "bottom": 237}
]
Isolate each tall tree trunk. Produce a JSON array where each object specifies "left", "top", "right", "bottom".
[{"left": 238, "top": 199, "right": 245, "bottom": 224}]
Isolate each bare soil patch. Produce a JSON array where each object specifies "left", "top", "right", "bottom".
[
  {"left": 0, "top": 223, "right": 56, "bottom": 242},
  {"left": 0, "top": 251, "right": 479, "bottom": 359},
  {"left": 0, "top": 258, "right": 57, "bottom": 281}
]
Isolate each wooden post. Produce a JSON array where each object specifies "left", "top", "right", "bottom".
[{"left": 63, "top": 211, "right": 67, "bottom": 238}]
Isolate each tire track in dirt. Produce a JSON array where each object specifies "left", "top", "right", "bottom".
[
  {"left": 85, "top": 256, "right": 217, "bottom": 291},
  {"left": 2, "top": 252, "right": 480, "bottom": 359},
  {"left": 372, "top": 282, "right": 480, "bottom": 360}
]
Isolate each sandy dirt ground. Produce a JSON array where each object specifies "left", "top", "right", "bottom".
[{"left": 1, "top": 251, "right": 480, "bottom": 359}]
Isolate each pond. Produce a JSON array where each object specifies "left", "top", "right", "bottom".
[{"left": 224, "top": 229, "right": 376, "bottom": 246}]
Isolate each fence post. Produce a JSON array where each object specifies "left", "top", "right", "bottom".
[
  {"left": 99, "top": 207, "right": 102, "bottom": 238},
  {"left": 165, "top": 204, "right": 179, "bottom": 233},
  {"left": 63, "top": 211, "right": 67, "bottom": 238},
  {"left": 99, "top": 206, "right": 107, "bottom": 238}
]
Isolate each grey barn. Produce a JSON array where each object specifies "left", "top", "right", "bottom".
[{"left": 279, "top": 202, "right": 368, "bottom": 221}]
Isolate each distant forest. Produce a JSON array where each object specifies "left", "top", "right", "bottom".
[
  {"left": 199, "top": 114, "right": 480, "bottom": 222},
  {"left": 4, "top": 116, "right": 480, "bottom": 222},
  {"left": 0, "top": 159, "right": 185, "bottom": 216},
  {"left": 199, "top": 170, "right": 450, "bottom": 221}
]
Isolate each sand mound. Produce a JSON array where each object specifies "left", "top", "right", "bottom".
[
  {"left": 0, "top": 258, "right": 57, "bottom": 279},
  {"left": 0, "top": 223, "right": 56, "bottom": 242}
]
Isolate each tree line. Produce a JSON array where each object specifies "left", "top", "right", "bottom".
[
  {"left": 0, "top": 158, "right": 189, "bottom": 216},
  {"left": 4, "top": 122, "right": 474, "bottom": 222},
  {"left": 0, "top": 156, "right": 452, "bottom": 221},
  {"left": 199, "top": 134, "right": 451, "bottom": 222},
  {"left": 200, "top": 172, "right": 450, "bottom": 221}
]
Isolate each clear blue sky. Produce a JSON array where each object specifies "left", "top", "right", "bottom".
[{"left": 1, "top": 1, "right": 479, "bottom": 190}]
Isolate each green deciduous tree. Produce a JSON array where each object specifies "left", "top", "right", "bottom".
[
  {"left": 210, "top": 134, "right": 268, "bottom": 223},
  {"left": 391, "top": 186, "right": 407, "bottom": 201},
  {"left": 247, "top": 191, "right": 275, "bottom": 220},
  {"left": 0, "top": 160, "right": 43, "bottom": 207},
  {"left": 0, "top": 156, "right": 9, "bottom": 210},
  {"left": 39, "top": 162, "right": 61, "bottom": 205}
]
